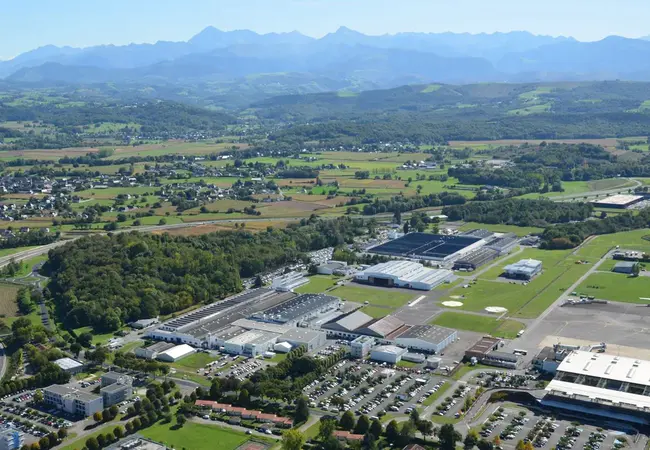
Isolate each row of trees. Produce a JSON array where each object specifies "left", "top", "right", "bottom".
[{"left": 442, "top": 199, "right": 593, "bottom": 227}]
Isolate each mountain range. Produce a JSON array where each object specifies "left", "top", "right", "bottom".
[{"left": 5, "top": 27, "right": 650, "bottom": 97}]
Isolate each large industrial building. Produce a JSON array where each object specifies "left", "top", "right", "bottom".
[
  {"left": 145, "top": 289, "right": 296, "bottom": 348},
  {"left": 135, "top": 342, "right": 176, "bottom": 360},
  {"left": 223, "top": 330, "right": 279, "bottom": 357},
  {"left": 250, "top": 294, "right": 340, "bottom": 326},
  {"left": 156, "top": 344, "right": 196, "bottom": 362},
  {"left": 271, "top": 272, "right": 308, "bottom": 292},
  {"left": 370, "top": 345, "right": 408, "bottom": 364},
  {"left": 368, "top": 233, "right": 485, "bottom": 262},
  {"left": 543, "top": 351, "right": 650, "bottom": 424},
  {"left": 591, "top": 194, "right": 645, "bottom": 209},
  {"left": 485, "top": 233, "right": 519, "bottom": 255},
  {"left": 43, "top": 385, "right": 103, "bottom": 417},
  {"left": 277, "top": 328, "right": 327, "bottom": 351},
  {"left": 503, "top": 259, "right": 542, "bottom": 280},
  {"left": 394, "top": 325, "right": 457, "bottom": 354},
  {"left": 355, "top": 260, "right": 454, "bottom": 290},
  {"left": 453, "top": 248, "right": 499, "bottom": 271}
]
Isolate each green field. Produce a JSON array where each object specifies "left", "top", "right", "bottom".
[
  {"left": 329, "top": 284, "right": 414, "bottom": 308},
  {"left": 576, "top": 272, "right": 650, "bottom": 303},
  {"left": 72, "top": 326, "right": 122, "bottom": 345},
  {"left": 431, "top": 311, "right": 524, "bottom": 339},
  {"left": 141, "top": 421, "right": 265, "bottom": 450},
  {"left": 0, "top": 246, "right": 39, "bottom": 258},
  {"left": 172, "top": 352, "right": 221, "bottom": 370},
  {"left": 445, "top": 248, "right": 593, "bottom": 319},
  {"left": 575, "top": 229, "right": 650, "bottom": 260},
  {"left": 294, "top": 275, "right": 339, "bottom": 294},
  {"left": 360, "top": 305, "right": 394, "bottom": 318}
]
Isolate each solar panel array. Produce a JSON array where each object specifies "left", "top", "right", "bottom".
[
  {"left": 163, "top": 289, "right": 272, "bottom": 330},
  {"left": 370, "top": 233, "right": 481, "bottom": 259}
]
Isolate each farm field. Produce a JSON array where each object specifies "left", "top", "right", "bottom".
[
  {"left": 0, "top": 283, "right": 20, "bottom": 318},
  {"left": 576, "top": 272, "right": 650, "bottom": 303},
  {"left": 329, "top": 284, "right": 415, "bottom": 308},
  {"left": 430, "top": 311, "right": 525, "bottom": 339},
  {"left": 293, "top": 275, "right": 340, "bottom": 294}
]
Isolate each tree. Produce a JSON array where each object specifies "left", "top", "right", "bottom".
[
  {"left": 85, "top": 437, "right": 99, "bottom": 450},
  {"left": 369, "top": 418, "right": 383, "bottom": 438},
  {"left": 409, "top": 408, "right": 420, "bottom": 424},
  {"left": 97, "top": 434, "right": 106, "bottom": 447},
  {"left": 70, "top": 342, "right": 82, "bottom": 357},
  {"left": 176, "top": 413, "right": 187, "bottom": 427},
  {"left": 464, "top": 430, "right": 479, "bottom": 449},
  {"left": 238, "top": 388, "right": 250, "bottom": 407},
  {"left": 393, "top": 210, "right": 402, "bottom": 224},
  {"left": 125, "top": 421, "right": 134, "bottom": 434},
  {"left": 403, "top": 222, "right": 410, "bottom": 234},
  {"left": 515, "top": 440, "right": 526, "bottom": 450},
  {"left": 319, "top": 418, "right": 336, "bottom": 441},
  {"left": 493, "top": 436, "right": 501, "bottom": 447},
  {"left": 294, "top": 396, "right": 310, "bottom": 424},
  {"left": 478, "top": 439, "right": 495, "bottom": 450},
  {"left": 418, "top": 420, "right": 435, "bottom": 442},
  {"left": 93, "top": 411, "right": 103, "bottom": 423},
  {"left": 33, "top": 390, "right": 44, "bottom": 404},
  {"left": 114, "top": 426, "right": 125, "bottom": 440},
  {"left": 57, "top": 428, "right": 67, "bottom": 440},
  {"left": 398, "top": 421, "right": 416, "bottom": 447},
  {"left": 38, "top": 437, "right": 49, "bottom": 450},
  {"left": 385, "top": 420, "right": 400, "bottom": 444},
  {"left": 339, "top": 410, "right": 356, "bottom": 431},
  {"left": 281, "top": 429, "right": 305, "bottom": 450},
  {"left": 78, "top": 332, "right": 93, "bottom": 348},
  {"left": 132, "top": 417, "right": 142, "bottom": 430},
  {"left": 439, "top": 424, "right": 462, "bottom": 450},
  {"left": 354, "top": 415, "right": 370, "bottom": 435}
]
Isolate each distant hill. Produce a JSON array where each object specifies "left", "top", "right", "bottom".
[{"left": 6, "top": 27, "right": 650, "bottom": 102}]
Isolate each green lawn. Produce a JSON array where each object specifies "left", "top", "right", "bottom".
[
  {"left": 421, "top": 381, "right": 452, "bottom": 406},
  {"left": 360, "top": 305, "right": 394, "bottom": 318},
  {"left": 72, "top": 326, "right": 123, "bottom": 345},
  {"left": 59, "top": 424, "right": 117, "bottom": 450},
  {"left": 458, "top": 222, "right": 542, "bottom": 236},
  {"left": 0, "top": 246, "right": 39, "bottom": 258},
  {"left": 141, "top": 421, "right": 266, "bottom": 450},
  {"left": 329, "top": 285, "right": 414, "bottom": 308},
  {"left": 431, "top": 311, "right": 525, "bottom": 339},
  {"left": 446, "top": 248, "right": 593, "bottom": 318},
  {"left": 450, "top": 363, "right": 495, "bottom": 381},
  {"left": 576, "top": 272, "right": 650, "bottom": 303},
  {"left": 117, "top": 340, "right": 145, "bottom": 354},
  {"left": 9, "top": 254, "right": 48, "bottom": 277},
  {"left": 172, "top": 352, "right": 221, "bottom": 370},
  {"left": 575, "top": 230, "right": 650, "bottom": 261},
  {"left": 294, "top": 275, "right": 339, "bottom": 294}
]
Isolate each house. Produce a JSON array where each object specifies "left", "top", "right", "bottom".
[{"left": 333, "top": 431, "right": 364, "bottom": 442}]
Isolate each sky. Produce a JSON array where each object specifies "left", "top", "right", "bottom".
[{"left": 1, "top": 0, "right": 650, "bottom": 60}]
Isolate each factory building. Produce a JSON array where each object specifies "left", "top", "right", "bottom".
[
  {"left": 278, "top": 328, "right": 326, "bottom": 351},
  {"left": 54, "top": 357, "right": 84, "bottom": 375},
  {"left": 591, "top": 194, "right": 645, "bottom": 209},
  {"left": 156, "top": 344, "right": 196, "bottom": 362},
  {"left": 355, "top": 315, "right": 408, "bottom": 339},
  {"left": 321, "top": 311, "right": 375, "bottom": 339},
  {"left": 350, "top": 336, "right": 375, "bottom": 359},
  {"left": 613, "top": 261, "right": 638, "bottom": 275},
  {"left": 317, "top": 261, "right": 348, "bottom": 275},
  {"left": 224, "top": 330, "right": 279, "bottom": 357},
  {"left": 503, "top": 259, "right": 542, "bottom": 280},
  {"left": 485, "top": 233, "right": 518, "bottom": 255},
  {"left": 453, "top": 248, "right": 499, "bottom": 271},
  {"left": 271, "top": 272, "right": 308, "bottom": 292},
  {"left": 135, "top": 342, "right": 176, "bottom": 360},
  {"left": 273, "top": 342, "right": 292, "bottom": 353},
  {"left": 465, "top": 336, "right": 502, "bottom": 361},
  {"left": 355, "top": 260, "right": 454, "bottom": 291},
  {"left": 543, "top": 351, "right": 650, "bottom": 424},
  {"left": 250, "top": 294, "right": 340, "bottom": 326},
  {"left": 369, "top": 233, "right": 485, "bottom": 262},
  {"left": 370, "top": 345, "right": 408, "bottom": 364},
  {"left": 43, "top": 385, "right": 103, "bottom": 417},
  {"left": 394, "top": 325, "right": 457, "bottom": 354}
]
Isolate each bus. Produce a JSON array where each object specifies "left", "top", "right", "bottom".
[{"left": 513, "top": 349, "right": 528, "bottom": 356}]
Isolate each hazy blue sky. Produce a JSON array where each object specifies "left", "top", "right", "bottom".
[{"left": 2, "top": 0, "right": 649, "bottom": 59}]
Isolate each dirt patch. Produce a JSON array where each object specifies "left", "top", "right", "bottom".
[{"left": 0, "top": 283, "right": 20, "bottom": 317}]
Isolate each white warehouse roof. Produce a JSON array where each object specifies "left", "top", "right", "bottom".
[
  {"left": 158, "top": 344, "right": 195, "bottom": 360},
  {"left": 372, "top": 345, "right": 408, "bottom": 356},
  {"left": 556, "top": 350, "right": 650, "bottom": 387},
  {"left": 356, "top": 260, "right": 453, "bottom": 288},
  {"left": 54, "top": 357, "right": 83, "bottom": 371}
]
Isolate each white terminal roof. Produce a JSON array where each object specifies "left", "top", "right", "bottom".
[
  {"left": 226, "top": 330, "right": 278, "bottom": 346},
  {"left": 159, "top": 344, "right": 195, "bottom": 359},
  {"left": 358, "top": 260, "right": 452, "bottom": 285},
  {"left": 557, "top": 350, "right": 650, "bottom": 386}
]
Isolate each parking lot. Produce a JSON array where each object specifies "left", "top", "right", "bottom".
[{"left": 477, "top": 405, "right": 644, "bottom": 450}]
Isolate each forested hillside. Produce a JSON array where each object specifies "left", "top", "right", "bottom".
[{"left": 44, "top": 217, "right": 369, "bottom": 332}]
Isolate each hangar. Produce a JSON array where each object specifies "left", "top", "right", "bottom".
[
  {"left": 503, "top": 259, "right": 542, "bottom": 280},
  {"left": 368, "top": 233, "right": 485, "bottom": 262},
  {"left": 156, "top": 344, "right": 196, "bottom": 362},
  {"left": 250, "top": 293, "right": 340, "bottom": 326},
  {"left": 355, "top": 260, "right": 454, "bottom": 290},
  {"left": 394, "top": 325, "right": 457, "bottom": 354}
]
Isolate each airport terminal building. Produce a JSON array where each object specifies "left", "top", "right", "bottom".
[{"left": 542, "top": 350, "right": 650, "bottom": 424}]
